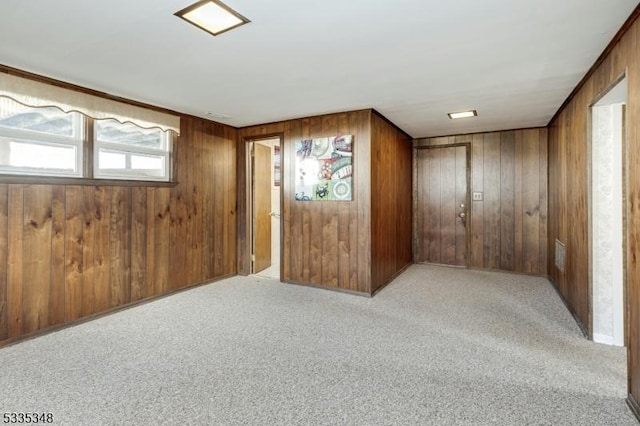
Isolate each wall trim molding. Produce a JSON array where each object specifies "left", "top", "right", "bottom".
[
  {"left": 627, "top": 393, "right": 640, "bottom": 422},
  {"left": 593, "top": 333, "right": 616, "bottom": 346},
  {"left": 414, "top": 126, "right": 546, "bottom": 141},
  {"left": 548, "top": 277, "right": 589, "bottom": 338},
  {"left": 283, "top": 279, "right": 371, "bottom": 298},
  {"left": 0, "top": 175, "right": 178, "bottom": 187},
  {"left": 371, "top": 262, "right": 413, "bottom": 296},
  {"left": 0, "top": 273, "right": 236, "bottom": 349},
  {"left": 237, "top": 132, "right": 286, "bottom": 277}
]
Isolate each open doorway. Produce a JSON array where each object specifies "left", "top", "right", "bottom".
[
  {"left": 590, "top": 76, "right": 627, "bottom": 347},
  {"left": 250, "top": 137, "right": 282, "bottom": 279}
]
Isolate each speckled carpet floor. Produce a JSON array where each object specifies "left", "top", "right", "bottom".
[{"left": 0, "top": 265, "right": 635, "bottom": 425}]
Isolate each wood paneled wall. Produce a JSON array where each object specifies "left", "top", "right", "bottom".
[
  {"left": 370, "top": 112, "right": 413, "bottom": 293},
  {"left": 238, "top": 110, "right": 372, "bottom": 294},
  {"left": 0, "top": 116, "right": 237, "bottom": 345},
  {"left": 415, "top": 128, "right": 548, "bottom": 275},
  {"left": 547, "top": 7, "right": 640, "bottom": 405}
]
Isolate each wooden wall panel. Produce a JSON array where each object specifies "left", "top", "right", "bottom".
[
  {"left": 0, "top": 185, "right": 8, "bottom": 340},
  {"left": 93, "top": 186, "right": 111, "bottom": 312},
  {"left": 470, "top": 134, "right": 484, "bottom": 267},
  {"left": 50, "top": 187, "right": 66, "bottom": 326},
  {"left": 130, "top": 187, "right": 147, "bottom": 302},
  {"left": 154, "top": 188, "right": 171, "bottom": 296},
  {"left": 415, "top": 128, "right": 548, "bottom": 275},
  {"left": 547, "top": 7, "right": 640, "bottom": 403},
  {"left": 238, "top": 110, "right": 372, "bottom": 294},
  {"left": 65, "top": 187, "right": 84, "bottom": 322},
  {"left": 483, "top": 133, "right": 502, "bottom": 269},
  {"left": 7, "top": 186, "right": 23, "bottom": 338},
  {"left": 0, "top": 115, "right": 237, "bottom": 347},
  {"left": 22, "top": 185, "right": 52, "bottom": 334},
  {"left": 336, "top": 114, "right": 351, "bottom": 289},
  {"left": 109, "top": 187, "right": 130, "bottom": 308},
  {"left": 629, "top": 20, "right": 640, "bottom": 406},
  {"left": 82, "top": 186, "right": 96, "bottom": 316},
  {"left": 321, "top": 114, "right": 339, "bottom": 288},
  {"left": 308, "top": 117, "right": 323, "bottom": 286},
  {"left": 500, "top": 132, "right": 516, "bottom": 271},
  {"left": 370, "top": 112, "right": 413, "bottom": 293}
]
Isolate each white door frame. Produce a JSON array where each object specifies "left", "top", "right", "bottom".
[{"left": 589, "top": 73, "right": 628, "bottom": 347}]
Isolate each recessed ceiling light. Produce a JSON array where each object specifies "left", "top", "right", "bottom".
[
  {"left": 175, "top": 0, "right": 250, "bottom": 37},
  {"left": 448, "top": 110, "right": 478, "bottom": 119}
]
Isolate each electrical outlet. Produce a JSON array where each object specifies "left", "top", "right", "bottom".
[{"left": 472, "top": 192, "right": 483, "bottom": 201}]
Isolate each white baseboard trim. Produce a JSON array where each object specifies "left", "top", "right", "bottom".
[{"left": 593, "top": 333, "right": 620, "bottom": 346}]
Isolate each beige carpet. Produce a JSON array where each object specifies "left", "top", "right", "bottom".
[{"left": 0, "top": 264, "right": 635, "bottom": 425}]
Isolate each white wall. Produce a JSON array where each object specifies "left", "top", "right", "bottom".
[{"left": 592, "top": 101, "right": 625, "bottom": 346}]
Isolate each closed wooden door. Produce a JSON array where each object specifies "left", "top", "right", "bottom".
[
  {"left": 253, "top": 143, "right": 271, "bottom": 273},
  {"left": 415, "top": 145, "right": 470, "bottom": 266}
]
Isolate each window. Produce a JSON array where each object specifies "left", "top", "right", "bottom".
[
  {"left": 0, "top": 99, "right": 83, "bottom": 177},
  {"left": 94, "top": 119, "right": 171, "bottom": 181},
  {"left": 0, "top": 100, "right": 173, "bottom": 182},
  {"left": 0, "top": 73, "right": 180, "bottom": 183}
]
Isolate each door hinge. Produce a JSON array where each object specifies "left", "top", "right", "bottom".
[{"left": 251, "top": 254, "right": 255, "bottom": 262}]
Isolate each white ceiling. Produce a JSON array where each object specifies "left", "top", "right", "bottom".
[{"left": 0, "top": 0, "right": 637, "bottom": 137}]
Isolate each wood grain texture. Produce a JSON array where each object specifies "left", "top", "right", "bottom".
[
  {"left": 415, "top": 145, "right": 468, "bottom": 267},
  {"left": 253, "top": 143, "right": 272, "bottom": 273},
  {"left": 483, "top": 133, "right": 502, "bottom": 269},
  {"left": 0, "top": 185, "right": 7, "bottom": 340},
  {"left": 321, "top": 114, "right": 339, "bottom": 288},
  {"left": 108, "top": 186, "right": 130, "bottom": 308},
  {"left": 415, "top": 128, "right": 548, "bottom": 275},
  {"left": 93, "top": 186, "right": 111, "bottom": 312},
  {"left": 7, "top": 186, "right": 23, "bottom": 338},
  {"left": 308, "top": 117, "right": 323, "bottom": 286},
  {"left": 80, "top": 186, "right": 95, "bottom": 317},
  {"left": 370, "top": 112, "right": 413, "bottom": 293},
  {"left": 336, "top": 114, "right": 351, "bottom": 289},
  {"left": 22, "top": 185, "right": 52, "bottom": 334},
  {"left": 64, "top": 187, "right": 85, "bottom": 321},
  {"left": 0, "top": 115, "right": 237, "bottom": 346},
  {"left": 500, "top": 132, "right": 516, "bottom": 271},
  {"left": 547, "top": 9, "right": 640, "bottom": 402},
  {"left": 130, "top": 187, "right": 147, "bottom": 302},
  {"left": 238, "top": 110, "right": 373, "bottom": 294}
]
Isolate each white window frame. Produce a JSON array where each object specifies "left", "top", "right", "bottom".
[
  {"left": 93, "top": 125, "right": 172, "bottom": 182},
  {"left": 0, "top": 114, "right": 84, "bottom": 177}
]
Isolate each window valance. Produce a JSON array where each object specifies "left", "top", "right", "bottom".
[{"left": 0, "top": 73, "right": 180, "bottom": 134}]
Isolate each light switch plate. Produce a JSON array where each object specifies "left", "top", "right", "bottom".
[{"left": 472, "top": 192, "right": 483, "bottom": 201}]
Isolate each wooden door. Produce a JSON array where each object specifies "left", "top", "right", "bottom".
[
  {"left": 253, "top": 143, "right": 271, "bottom": 273},
  {"left": 415, "top": 145, "right": 470, "bottom": 266}
]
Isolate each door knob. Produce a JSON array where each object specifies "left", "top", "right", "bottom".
[{"left": 459, "top": 212, "right": 466, "bottom": 219}]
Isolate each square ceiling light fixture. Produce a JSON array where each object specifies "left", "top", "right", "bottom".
[
  {"left": 448, "top": 110, "right": 478, "bottom": 119},
  {"left": 175, "top": 0, "right": 250, "bottom": 37}
]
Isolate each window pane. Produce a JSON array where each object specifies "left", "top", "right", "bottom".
[
  {"left": 0, "top": 98, "right": 79, "bottom": 138},
  {"left": 95, "top": 119, "right": 165, "bottom": 149},
  {"left": 98, "top": 150, "right": 126, "bottom": 169},
  {"left": 97, "top": 149, "right": 166, "bottom": 179},
  {"left": 131, "top": 154, "right": 164, "bottom": 175},
  {"left": 0, "top": 137, "right": 78, "bottom": 172}
]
